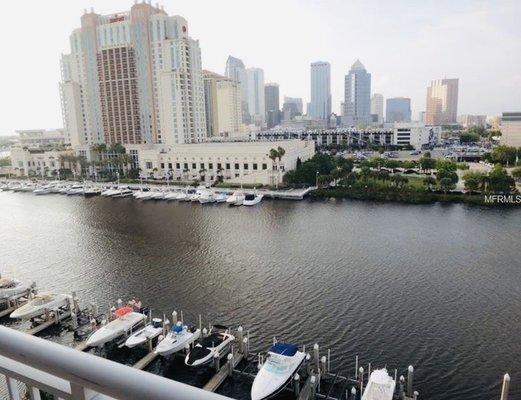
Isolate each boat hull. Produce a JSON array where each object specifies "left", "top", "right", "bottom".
[{"left": 156, "top": 329, "right": 201, "bottom": 356}]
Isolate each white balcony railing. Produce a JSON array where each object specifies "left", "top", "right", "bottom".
[{"left": 0, "top": 326, "right": 232, "bottom": 400}]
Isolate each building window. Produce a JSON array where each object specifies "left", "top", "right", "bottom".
[
  {"left": 184, "top": 163, "right": 188, "bottom": 170},
  {"left": 192, "top": 163, "right": 196, "bottom": 169},
  {"left": 176, "top": 163, "right": 180, "bottom": 169},
  {"left": 262, "top": 163, "right": 267, "bottom": 170},
  {"left": 208, "top": 163, "right": 213, "bottom": 170},
  {"left": 200, "top": 163, "right": 205, "bottom": 170},
  {"left": 243, "top": 163, "right": 249, "bottom": 170},
  {"left": 146, "top": 162, "right": 153, "bottom": 169},
  {"left": 226, "top": 163, "right": 230, "bottom": 170},
  {"left": 168, "top": 163, "right": 173, "bottom": 169},
  {"left": 161, "top": 163, "right": 165, "bottom": 169},
  {"left": 253, "top": 163, "right": 258, "bottom": 170},
  {"left": 234, "top": 163, "right": 239, "bottom": 170}
]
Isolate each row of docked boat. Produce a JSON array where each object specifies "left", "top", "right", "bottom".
[
  {"left": 0, "top": 274, "right": 396, "bottom": 400},
  {"left": 1, "top": 180, "right": 264, "bottom": 206}
]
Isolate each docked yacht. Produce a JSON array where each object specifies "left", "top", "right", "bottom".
[
  {"left": 66, "top": 184, "right": 84, "bottom": 196},
  {"left": 164, "top": 191, "right": 180, "bottom": 201},
  {"left": 86, "top": 306, "right": 147, "bottom": 348},
  {"left": 0, "top": 277, "right": 31, "bottom": 299},
  {"left": 124, "top": 318, "right": 163, "bottom": 349},
  {"left": 243, "top": 192, "right": 263, "bottom": 206},
  {"left": 150, "top": 190, "right": 166, "bottom": 200},
  {"left": 361, "top": 369, "right": 396, "bottom": 400},
  {"left": 214, "top": 193, "right": 229, "bottom": 203},
  {"left": 84, "top": 187, "right": 102, "bottom": 197},
  {"left": 156, "top": 322, "right": 201, "bottom": 357},
  {"left": 198, "top": 190, "right": 216, "bottom": 204},
  {"left": 10, "top": 293, "right": 71, "bottom": 320},
  {"left": 226, "top": 190, "right": 245, "bottom": 206},
  {"left": 101, "top": 187, "right": 119, "bottom": 197},
  {"left": 33, "top": 185, "right": 53, "bottom": 195},
  {"left": 185, "top": 325, "right": 234, "bottom": 367},
  {"left": 111, "top": 188, "right": 133, "bottom": 198},
  {"left": 251, "top": 343, "right": 305, "bottom": 400}
]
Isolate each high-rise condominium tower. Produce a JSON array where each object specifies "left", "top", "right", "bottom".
[
  {"left": 225, "top": 56, "right": 249, "bottom": 124},
  {"left": 203, "top": 70, "right": 242, "bottom": 137},
  {"left": 386, "top": 97, "right": 411, "bottom": 123},
  {"left": 425, "top": 79, "right": 459, "bottom": 125},
  {"left": 246, "top": 68, "right": 265, "bottom": 127},
  {"left": 309, "top": 62, "right": 331, "bottom": 120},
  {"left": 60, "top": 3, "right": 206, "bottom": 147},
  {"left": 370, "top": 94, "right": 384, "bottom": 123},
  {"left": 343, "top": 60, "right": 371, "bottom": 126},
  {"left": 264, "top": 83, "right": 280, "bottom": 128}
]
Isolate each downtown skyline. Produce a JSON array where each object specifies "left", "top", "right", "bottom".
[{"left": 1, "top": 0, "right": 520, "bottom": 134}]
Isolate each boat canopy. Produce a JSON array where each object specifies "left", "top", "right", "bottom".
[
  {"left": 270, "top": 343, "right": 298, "bottom": 356},
  {"left": 172, "top": 322, "right": 183, "bottom": 333},
  {"left": 113, "top": 306, "right": 133, "bottom": 317}
]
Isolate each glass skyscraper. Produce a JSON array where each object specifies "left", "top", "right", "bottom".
[
  {"left": 343, "top": 60, "right": 371, "bottom": 126},
  {"left": 309, "top": 62, "right": 331, "bottom": 120}
]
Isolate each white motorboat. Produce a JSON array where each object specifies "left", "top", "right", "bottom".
[
  {"left": 136, "top": 191, "right": 153, "bottom": 200},
  {"left": 214, "top": 193, "right": 229, "bottom": 203},
  {"left": 164, "top": 191, "right": 180, "bottom": 201},
  {"left": 10, "top": 293, "right": 71, "bottom": 320},
  {"left": 185, "top": 325, "right": 234, "bottom": 367},
  {"left": 176, "top": 191, "right": 188, "bottom": 201},
  {"left": 251, "top": 343, "right": 305, "bottom": 400},
  {"left": 14, "top": 184, "right": 35, "bottom": 192},
  {"left": 150, "top": 191, "right": 166, "bottom": 200},
  {"left": 84, "top": 187, "right": 101, "bottom": 197},
  {"left": 86, "top": 306, "right": 146, "bottom": 348},
  {"left": 361, "top": 369, "right": 396, "bottom": 400},
  {"left": 101, "top": 187, "right": 119, "bottom": 197},
  {"left": 124, "top": 318, "right": 163, "bottom": 349},
  {"left": 226, "top": 190, "right": 245, "bottom": 206},
  {"left": 243, "top": 193, "right": 263, "bottom": 206},
  {"left": 156, "top": 322, "right": 201, "bottom": 357},
  {"left": 198, "top": 190, "right": 216, "bottom": 204},
  {"left": 50, "top": 184, "right": 66, "bottom": 194},
  {"left": 0, "top": 277, "right": 31, "bottom": 299},
  {"left": 33, "top": 185, "right": 53, "bottom": 195},
  {"left": 112, "top": 188, "right": 133, "bottom": 198},
  {"left": 66, "top": 184, "right": 84, "bottom": 195}
]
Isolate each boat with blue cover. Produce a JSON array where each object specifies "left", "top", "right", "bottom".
[
  {"left": 155, "top": 321, "right": 201, "bottom": 356},
  {"left": 251, "top": 342, "right": 305, "bottom": 400}
]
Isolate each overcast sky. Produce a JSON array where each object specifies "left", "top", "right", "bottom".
[{"left": 1, "top": 0, "right": 520, "bottom": 135}]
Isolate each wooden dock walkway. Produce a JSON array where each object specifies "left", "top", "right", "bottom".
[
  {"left": 133, "top": 350, "right": 159, "bottom": 370},
  {"left": 203, "top": 351, "right": 244, "bottom": 392}
]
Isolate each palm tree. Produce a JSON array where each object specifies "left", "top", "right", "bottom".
[{"left": 199, "top": 168, "right": 207, "bottom": 182}]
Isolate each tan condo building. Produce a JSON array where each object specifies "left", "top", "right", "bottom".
[
  {"left": 60, "top": 2, "right": 206, "bottom": 148},
  {"left": 425, "top": 79, "right": 459, "bottom": 125},
  {"left": 203, "top": 71, "right": 243, "bottom": 138},
  {"left": 500, "top": 112, "right": 521, "bottom": 147}
]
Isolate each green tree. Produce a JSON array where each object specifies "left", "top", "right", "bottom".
[
  {"left": 0, "top": 157, "right": 11, "bottom": 167},
  {"left": 423, "top": 176, "right": 436, "bottom": 190},
  {"left": 487, "top": 165, "right": 516, "bottom": 193},
  {"left": 439, "top": 177, "right": 456, "bottom": 193},
  {"left": 435, "top": 159, "right": 457, "bottom": 172},
  {"left": 459, "top": 132, "right": 480, "bottom": 143},
  {"left": 511, "top": 166, "right": 521, "bottom": 179},
  {"left": 419, "top": 155, "right": 436, "bottom": 172},
  {"left": 487, "top": 145, "right": 517, "bottom": 166},
  {"left": 463, "top": 171, "right": 485, "bottom": 192}
]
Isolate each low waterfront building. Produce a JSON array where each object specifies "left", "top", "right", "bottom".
[
  {"left": 15, "top": 129, "right": 67, "bottom": 148},
  {"left": 127, "top": 139, "right": 314, "bottom": 186},
  {"left": 393, "top": 123, "right": 441, "bottom": 150},
  {"left": 457, "top": 114, "right": 487, "bottom": 129},
  {"left": 10, "top": 147, "right": 73, "bottom": 177},
  {"left": 500, "top": 112, "right": 521, "bottom": 147}
]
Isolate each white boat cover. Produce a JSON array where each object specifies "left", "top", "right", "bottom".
[{"left": 361, "top": 369, "right": 396, "bottom": 400}]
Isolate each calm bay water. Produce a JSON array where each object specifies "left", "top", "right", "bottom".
[{"left": 0, "top": 191, "right": 520, "bottom": 400}]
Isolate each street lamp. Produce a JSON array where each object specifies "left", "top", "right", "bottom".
[{"left": 315, "top": 170, "right": 319, "bottom": 187}]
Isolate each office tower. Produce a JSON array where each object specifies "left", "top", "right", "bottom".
[
  {"left": 246, "top": 68, "right": 265, "bottom": 127},
  {"left": 370, "top": 94, "right": 384, "bottom": 124},
  {"left": 282, "top": 97, "right": 303, "bottom": 120},
  {"left": 264, "top": 83, "right": 280, "bottom": 128},
  {"left": 60, "top": 3, "right": 206, "bottom": 147},
  {"left": 425, "top": 79, "right": 459, "bottom": 125},
  {"left": 225, "top": 56, "right": 250, "bottom": 124},
  {"left": 501, "top": 112, "right": 521, "bottom": 147},
  {"left": 309, "top": 62, "right": 331, "bottom": 120},
  {"left": 203, "top": 71, "right": 242, "bottom": 137},
  {"left": 386, "top": 97, "right": 411, "bottom": 123},
  {"left": 343, "top": 60, "right": 371, "bottom": 126}
]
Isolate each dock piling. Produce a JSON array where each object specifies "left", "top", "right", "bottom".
[
  {"left": 172, "top": 310, "right": 177, "bottom": 324},
  {"left": 355, "top": 355, "right": 358, "bottom": 379},
  {"left": 320, "top": 356, "right": 327, "bottom": 375},
  {"left": 180, "top": 310, "right": 183, "bottom": 324},
  {"left": 305, "top": 353, "right": 311, "bottom": 376},
  {"left": 359, "top": 367, "right": 364, "bottom": 394},
  {"left": 413, "top": 390, "right": 419, "bottom": 399},
  {"left": 227, "top": 353, "right": 234, "bottom": 377},
  {"left": 351, "top": 387, "right": 357, "bottom": 399},
  {"left": 293, "top": 373, "right": 300, "bottom": 396},
  {"left": 243, "top": 337, "right": 249, "bottom": 358},
  {"left": 500, "top": 373, "right": 510, "bottom": 400},
  {"left": 399, "top": 375, "right": 405, "bottom": 399},
  {"left": 407, "top": 365, "right": 414, "bottom": 397},
  {"left": 213, "top": 352, "right": 220, "bottom": 371},
  {"left": 368, "top": 362, "right": 371, "bottom": 377},
  {"left": 70, "top": 311, "right": 78, "bottom": 329},
  {"left": 237, "top": 326, "right": 244, "bottom": 353},
  {"left": 313, "top": 343, "right": 320, "bottom": 372},
  {"left": 310, "top": 376, "right": 317, "bottom": 400},
  {"left": 198, "top": 314, "right": 202, "bottom": 332}
]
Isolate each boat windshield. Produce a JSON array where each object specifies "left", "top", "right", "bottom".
[
  {"left": 32, "top": 295, "right": 54, "bottom": 305},
  {"left": 264, "top": 353, "right": 291, "bottom": 374}
]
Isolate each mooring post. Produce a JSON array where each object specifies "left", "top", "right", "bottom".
[
  {"left": 243, "top": 337, "right": 249, "bottom": 358},
  {"left": 185, "top": 344, "right": 190, "bottom": 355},
  {"left": 227, "top": 353, "right": 234, "bottom": 377},
  {"left": 172, "top": 310, "right": 177, "bottom": 324},
  {"left": 71, "top": 291, "right": 80, "bottom": 313},
  {"left": 213, "top": 352, "right": 220, "bottom": 371},
  {"left": 202, "top": 327, "right": 207, "bottom": 338},
  {"left": 293, "top": 373, "right": 300, "bottom": 396},
  {"left": 306, "top": 353, "right": 312, "bottom": 375},
  {"left": 313, "top": 343, "right": 320, "bottom": 372},
  {"left": 198, "top": 314, "right": 202, "bottom": 332},
  {"left": 368, "top": 362, "right": 371, "bottom": 377},
  {"left": 359, "top": 367, "right": 364, "bottom": 394},
  {"left": 310, "top": 375, "right": 317, "bottom": 400},
  {"left": 351, "top": 386, "right": 357, "bottom": 399},
  {"left": 355, "top": 355, "right": 359, "bottom": 379},
  {"left": 500, "top": 373, "right": 510, "bottom": 400},
  {"left": 91, "top": 303, "right": 98, "bottom": 316},
  {"left": 147, "top": 337, "right": 153, "bottom": 353},
  {"left": 70, "top": 311, "right": 78, "bottom": 329},
  {"left": 327, "top": 349, "right": 331, "bottom": 373},
  {"left": 180, "top": 310, "right": 184, "bottom": 324},
  {"left": 413, "top": 390, "right": 419, "bottom": 399},
  {"left": 44, "top": 308, "right": 50, "bottom": 322},
  {"left": 407, "top": 365, "right": 414, "bottom": 397},
  {"left": 116, "top": 299, "right": 123, "bottom": 308},
  {"left": 394, "top": 369, "right": 398, "bottom": 386},
  {"left": 237, "top": 326, "right": 244, "bottom": 353},
  {"left": 321, "top": 356, "right": 327, "bottom": 375},
  {"left": 399, "top": 375, "right": 405, "bottom": 399}
]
